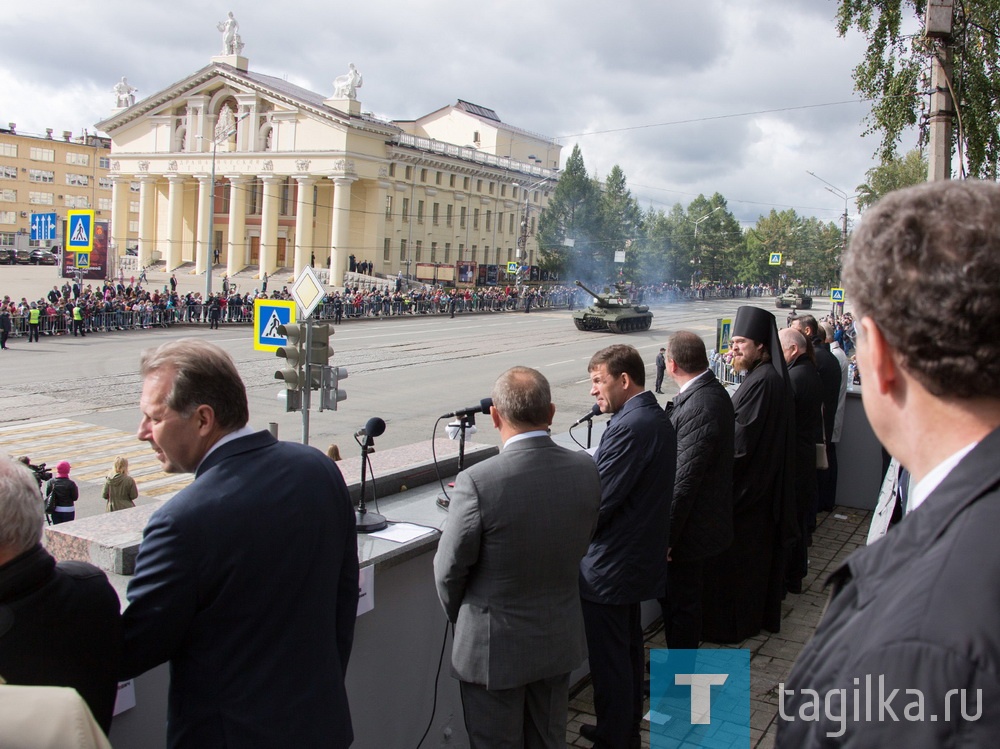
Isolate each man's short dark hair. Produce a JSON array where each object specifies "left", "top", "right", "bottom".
[
  {"left": 667, "top": 331, "right": 709, "bottom": 374},
  {"left": 794, "top": 314, "right": 819, "bottom": 339},
  {"left": 844, "top": 179, "right": 1000, "bottom": 398},
  {"left": 139, "top": 338, "right": 250, "bottom": 429},
  {"left": 491, "top": 367, "right": 551, "bottom": 429},
  {"left": 588, "top": 344, "right": 646, "bottom": 386}
]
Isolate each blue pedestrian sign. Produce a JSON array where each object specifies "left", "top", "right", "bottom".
[
  {"left": 254, "top": 299, "right": 296, "bottom": 352},
  {"left": 830, "top": 288, "right": 845, "bottom": 302},
  {"left": 67, "top": 209, "right": 95, "bottom": 253},
  {"left": 768, "top": 252, "right": 782, "bottom": 266},
  {"left": 76, "top": 252, "right": 90, "bottom": 269},
  {"left": 30, "top": 212, "right": 57, "bottom": 241}
]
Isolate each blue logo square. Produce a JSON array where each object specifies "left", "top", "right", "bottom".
[{"left": 650, "top": 649, "right": 750, "bottom": 748}]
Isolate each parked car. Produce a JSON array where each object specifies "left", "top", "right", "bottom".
[
  {"left": 13, "top": 249, "right": 31, "bottom": 265},
  {"left": 0, "top": 248, "right": 16, "bottom": 265},
  {"left": 775, "top": 285, "right": 813, "bottom": 310},
  {"left": 29, "top": 249, "right": 59, "bottom": 265}
]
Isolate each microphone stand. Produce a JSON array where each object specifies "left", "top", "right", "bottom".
[
  {"left": 357, "top": 433, "right": 388, "bottom": 532},
  {"left": 436, "top": 412, "right": 475, "bottom": 510}
]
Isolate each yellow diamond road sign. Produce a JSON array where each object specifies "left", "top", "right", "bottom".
[{"left": 291, "top": 266, "right": 325, "bottom": 318}]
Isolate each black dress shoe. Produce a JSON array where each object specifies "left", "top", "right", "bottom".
[{"left": 579, "top": 723, "right": 597, "bottom": 742}]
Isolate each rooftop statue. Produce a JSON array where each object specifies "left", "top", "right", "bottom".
[
  {"left": 113, "top": 77, "right": 137, "bottom": 108},
  {"left": 333, "top": 63, "right": 363, "bottom": 100},
  {"left": 216, "top": 12, "right": 244, "bottom": 55}
]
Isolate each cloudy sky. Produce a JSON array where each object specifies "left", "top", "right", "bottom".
[{"left": 2, "top": 0, "right": 920, "bottom": 227}]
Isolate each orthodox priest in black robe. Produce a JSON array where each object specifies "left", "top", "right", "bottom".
[{"left": 702, "top": 306, "right": 796, "bottom": 643}]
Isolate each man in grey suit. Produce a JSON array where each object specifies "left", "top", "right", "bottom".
[{"left": 434, "top": 366, "right": 602, "bottom": 749}]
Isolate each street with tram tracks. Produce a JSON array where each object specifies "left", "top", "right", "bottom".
[{"left": 1, "top": 264, "right": 843, "bottom": 520}]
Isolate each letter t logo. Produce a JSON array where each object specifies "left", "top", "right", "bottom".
[{"left": 675, "top": 673, "right": 729, "bottom": 724}]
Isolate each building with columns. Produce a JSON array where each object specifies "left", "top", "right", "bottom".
[{"left": 95, "top": 46, "right": 560, "bottom": 289}]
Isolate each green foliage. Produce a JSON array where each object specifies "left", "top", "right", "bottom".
[
  {"left": 838, "top": 0, "right": 1000, "bottom": 178},
  {"left": 537, "top": 147, "right": 845, "bottom": 285},
  {"left": 855, "top": 148, "right": 928, "bottom": 209},
  {"left": 536, "top": 145, "right": 601, "bottom": 275}
]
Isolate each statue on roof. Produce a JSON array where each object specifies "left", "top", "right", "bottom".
[
  {"left": 113, "top": 77, "right": 137, "bottom": 108},
  {"left": 332, "top": 63, "right": 363, "bottom": 100},
  {"left": 216, "top": 12, "right": 243, "bottom": 55}
]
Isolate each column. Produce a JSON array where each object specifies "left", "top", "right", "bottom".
[
  {"left": 259, "top": 175, "right": 282, "bottom": 278},
  {"left": 195, "top": 175, "right": 213, "bottom": 277},
  {"left": 109, "top": 176, "right": 130, "bottom": 262},
  {"left": 226, "top": 175, "right": 248, "bottom": 276},
  {"left": 166, "top": 176, "right": 186, "bottom": 271},
  {"left": 137, "top": 176, "right": 156, "bottom": 268},
  {"left": 293, "top": 176, "right": 316, "bottom": 281},
  {"left": 329, "top": 176, "right": 356, "bottom": 287}
]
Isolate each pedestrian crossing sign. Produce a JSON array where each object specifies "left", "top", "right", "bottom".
[
  {"left": 67, "top": 210, "right": 95, "bottom": 253},
  {"left": 768, "top": 252, "right": 782, "bottom": 266},
  {"left": 254, "top": 299, "right": 296, "bottom": 352},
  {"left": 507, "top": 261, "right": 519, "bottom": 274},
  {"left": 75, "top": 252, "right": 90, "bottom": 269},
  {"left": 830, "top": 288, "right": 845, "bottom": 302}
]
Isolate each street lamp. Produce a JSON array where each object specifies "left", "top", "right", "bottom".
[
  {"left": 686, "top": 205, "right": 723, "bottom": 286},
  {"left": 806, "top": 171, "right": 859, "bottom": 282},
  {"left": 203, "top": 110, "right": 250, "bottom": 302},
  {"left": 512, "top": 177, "right": 550, "bottom": 285}
]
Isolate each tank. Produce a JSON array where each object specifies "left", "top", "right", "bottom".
[{"left": 572, "top": 280, "right": 653, "bottom": 333}]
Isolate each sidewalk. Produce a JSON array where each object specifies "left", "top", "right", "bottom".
[{"left": 566, "top": 505, "right": 871, "bottom": 748}]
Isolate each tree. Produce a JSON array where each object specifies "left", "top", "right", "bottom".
[
  {"left": 837, "top": 0, "right": 1000, "bottom": 177},
  {"left": 855, "top": 148, "right": 928, "bottom": 209},
  {"left": 598, "top": 165, "right": 643, "bottom": 282},
  {"left": 536, "top": 145, "right": 601, "bottom": 278}
]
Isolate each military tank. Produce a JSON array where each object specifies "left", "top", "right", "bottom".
[{"left": 572, "top": 280, "right": 653, "bottom": 333}]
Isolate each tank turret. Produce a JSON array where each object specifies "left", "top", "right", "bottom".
[{"left": 572, "top": 280, "right": 653, "bottom": 333}]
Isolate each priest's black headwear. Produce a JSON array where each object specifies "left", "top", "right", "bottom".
[{"left": 732, "top": 306, "right": 789, "bottom": 380}]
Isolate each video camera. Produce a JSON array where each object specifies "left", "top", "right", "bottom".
[{"left": 19, "top": 457, "right": 52, "bottom": 487}]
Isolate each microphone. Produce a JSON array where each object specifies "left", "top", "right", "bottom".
[
  {"left": 572, "top": 404, "right": 602, "bottom": 427},
  {"left": 354, "top": 417, "right": 386, "bottom": 439},
  {"left": 440, "top": 398, "right": 493, "bottom": 420}
]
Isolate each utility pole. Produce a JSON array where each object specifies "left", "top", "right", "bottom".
[{"left": 925, "top": 0, "right": 954, "bottom": 181}]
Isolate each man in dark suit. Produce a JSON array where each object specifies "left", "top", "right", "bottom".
[
  {"left": 658, "top": 331, "right": 734, "bottom": 649},
  {"left": 778, "top": 180, "right": 1000, "bottom": 745},
  {"left": 434, "top": 367, "right": 601, "bottom": 748},
  {"left": 579, "top": 344, "right": 675, "bottom": 749},
  {"left": 122, "top": 339, "right": 358, "bottom": 749},
  {"left": 778, "top": 327, "right": 823, "bottom": 594}
]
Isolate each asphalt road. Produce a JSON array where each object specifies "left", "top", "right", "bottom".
[{"left": 1, "top": 264, "right": 842, "bottom": 519}]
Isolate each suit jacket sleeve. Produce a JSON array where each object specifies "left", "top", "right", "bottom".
[
  {"left": 337, "top": 505, "right": 360, "bottom": 677},
  {"left": 121, "top": 511, "right": 198, "bottom": 679},
  {"left": 594, "top": 420, "right": 648, "bottom": 527},
  {"left": 433, "top": 470, "right": 483, "bottom": 623}
]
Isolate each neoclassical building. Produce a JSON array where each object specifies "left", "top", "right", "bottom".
[{"left": 96, "top": 37, "right": 560, "bottom": 289}]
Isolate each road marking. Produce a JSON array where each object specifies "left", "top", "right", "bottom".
[{"left": 0, "top": 418, "right": 193, "bottom": 498}]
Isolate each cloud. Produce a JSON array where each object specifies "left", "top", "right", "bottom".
[{"left": 0, "top": 0, "right": 914, "bottom": 228}]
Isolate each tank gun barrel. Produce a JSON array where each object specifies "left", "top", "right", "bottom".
[{"left": 574, "top": 280, "right": 608, "bottom": 306}]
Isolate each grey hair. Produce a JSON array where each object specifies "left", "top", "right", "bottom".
[
  {"left": 491, "top": 367, "right": 552, "bottom": 430},
  {"left": 0, "top": 456, "right": 44, "bottom": 554}
]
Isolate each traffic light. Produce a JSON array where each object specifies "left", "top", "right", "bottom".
[
  {"left": 319, "top": 365, "right": 348, "bottom": 411},
  {"left": 308, "top": 323, "right": 332, "bottom": 390},
  {"left": 274, "top": 323, "right": 304, "bottom": 411}
]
